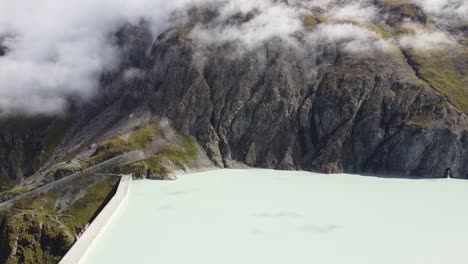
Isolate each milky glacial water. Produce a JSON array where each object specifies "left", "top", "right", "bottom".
[{"left": 84, "top": 169, "right": 468, "bottom": 264}]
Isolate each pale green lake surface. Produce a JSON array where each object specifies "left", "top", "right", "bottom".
[{"left": 85, "top": 169, "right": 468, "bottom": 264}]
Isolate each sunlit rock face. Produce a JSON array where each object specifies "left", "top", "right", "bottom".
[
  {"left": 0, "top": 0, "right": 467, "bottom": 184},
  {"left": 125, "top": 11, "right": 468, "bottom": 177},
  {"left": 85, "top": 169, "right": 468, "bottom": 264},
  {"left": 0, "top": 1, "right": 467, "bottom": 263}
]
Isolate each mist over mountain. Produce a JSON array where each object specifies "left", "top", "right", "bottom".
[
  {"left": 0, "top": 1, "right": 467, "bottom": 262},
  {"left": 0, "top": 0, "right": 465, "bottom": 115}
]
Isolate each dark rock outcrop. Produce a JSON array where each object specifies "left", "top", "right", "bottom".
[
  {"left": 0, "top": 3, "right": 467, "bottom": 186},
  {"left": 137, "top": 28, "right": 467, "bottom": 178},
  {"left": 1, "top": 21, "right": 468, "bottom": 181},
  {"left": 0, "top": 118, "right": 52, "bottom": 186},
  {"left": 0, "top": 3, "right": 467, "bottom": 263}
]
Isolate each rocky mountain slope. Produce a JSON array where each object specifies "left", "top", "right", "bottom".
[{"left": 0, "top": 0, "right": 467, "bottom": 262}]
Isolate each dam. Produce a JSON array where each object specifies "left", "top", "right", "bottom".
[{"left": 82, "top": 169, "right": 468, "bottom": 264}]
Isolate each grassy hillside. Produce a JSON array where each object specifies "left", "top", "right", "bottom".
[{"left": 0, "top": 175, "right": 117, "bottom": 264}]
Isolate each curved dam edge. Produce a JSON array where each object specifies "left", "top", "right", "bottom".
[{"left": 59, "top": 175, "right": 132, "bottom": 264}]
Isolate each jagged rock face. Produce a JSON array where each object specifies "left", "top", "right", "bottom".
[
  {"left": 0, "top": 2, "right": 466, "bottom": 262},
  {"left": 82, "top": 3, "right": 466, "bottom": 178},
  {"left": 99, "top": 12, "right": 466, "bottom": 178},
  {"left": 0, "top": 119, "right": 50, "bottom": 186},
  {"left": 0, "top": 2, "right": 467, "bottom": 183}
]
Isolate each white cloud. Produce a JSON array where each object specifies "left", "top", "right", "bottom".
[
  {"left": 399, "top": 31, "right": 454, "bottom": 50},
  {"left": 307, "top": 23, "right": 392, "bottom": 54},
  {"left": 412, "top": 0, "right": 467, "bottom": 23},
  {"left": 0, "top": 0, "right": 463, "bottom": 116},
  {"left": 0, "top": 0, "right": 195, "bottom": 116},
  {"left": 397, "top": 23, "right": 455, "bottom": 50},
  {"left": 123, "top": 67, "right": 145, "bottom": 81},
  {"left": 191, "top": 0, "right": 302, "bottom": 50},
  {"left": 329, "top": 3, "right": 377, "bottom": 22}
]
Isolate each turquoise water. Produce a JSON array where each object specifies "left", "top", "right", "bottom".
[{"left": 85, "top": 169, "right": 468, "bottom": 264}]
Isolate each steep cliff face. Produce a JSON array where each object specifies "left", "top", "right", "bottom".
[
  {"left": 0, "top": 2, "right": 467, "bottom": 184},
  {"left": 0, "top": 119, "right": 52, "bottom": 191},
  {"left": 74, "top": 1, "right": 465, "bottom": 178},
  {"left": 136, "top": 29, "right": 467, "bottom": 177},
  {"left": 93, "top": 2, "right": 466, "bottom": 178},
  {"left": 0, "top": 1, "right": 467, "bottom": 262}
]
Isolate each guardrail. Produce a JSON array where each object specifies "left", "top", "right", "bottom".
[{"left": 59, "top": 175, "right": 132, "bottom": 264}]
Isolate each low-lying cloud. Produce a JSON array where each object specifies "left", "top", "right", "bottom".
[
  {"left": 191, "top": 1, "right": 302, "bottom": 50},
  {"left": 0, "top": 0, "right": 464, "bottom": 116},
  {"left": 0, "top": 0, "right": 192, "bottom": 116},
  {"left": 414, "top": 0, "right": 467, "bottom": 23},
  {"left": 329, "top": 2, "right": 377, "bottom": 22},
  {"left": 307, "top": 23, "right": 393, "bottom": 54},
  {"left": 397, "top": 22, "right": 455, "bottom": 50}
]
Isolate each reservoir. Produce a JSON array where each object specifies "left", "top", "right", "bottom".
[{"left": 84, "top": 169, "right": 468, "bottom": 264}]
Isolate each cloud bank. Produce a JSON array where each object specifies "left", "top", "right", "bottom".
[
  {"left": 0, "top": 0, "right": 192, "bottom": 116},
  {"left": 397, "top": 22, "right": 455, "bottom": 50},
  {"left": 191, "top": 0, "right": 303, "bottom": 50},
  {"left": 414, "top": 0, "right": 467, "bottom": 22},
  {"left": 0, "top": 0, "right": 464, "bottom": 116}
]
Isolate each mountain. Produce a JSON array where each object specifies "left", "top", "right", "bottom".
[{"left": 0, "top": 0, "right": 467, "bottom": 263}]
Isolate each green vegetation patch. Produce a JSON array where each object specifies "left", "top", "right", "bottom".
[
  {"left": 0, "top": 175, "right": 16, "bottom": 193},
  {"left": 406, "top": 116, "right": 435, "bottom": 128},
  {"left": 0, "top": 186, "right": 29, "bottom": 201},
  {"left": 120, "top": 156, "right": 169, "bottom": 178},
  {"left": 0, "top": 210, "right": 72, "bottom": 264},
  {"left": 301, "top": 11, "right": 330, "bottom": 31},
  {"left": 159, "top": 137, "right": 197, "bottom": 166},
  {"left": 13, "top": 188, "right": 60, "bottom": 211},
  {"left": 381, "top": 0, "right": 421, "bottom": 17},
  {"left": 81, "top": 122, "right": 162, "bottom": 169},
  {"left": 119, "top": 136, "right": 198, "bottom": 178},
  {"left": 408, "top": 48, "right": 468, "bottom": 114},
  {"left": 1, "top": 188, "right": 70, "bottom": 262},
  {"left": 128, "top": 122, "right": 161, "bottom": 150},
  {"left": 118, "top": 160, "right": 149, "bottom": 178},
  {"left": 177, "top": 27, "right": 192, "bottom": 41},
  {"left": 82, "top": 136, "right": 127, "bottom": 168},
  {"left": 0, "top": 176, "right": 118, "bottom": 263},
  {"left": 462, "top": 37, "right": 468, "bottom": 46},
  {"left": 61, "top": 177, "right": 116, "bottom": 231},
  {"left": 398, "top": 4, "right": 418, "bottom": 17},
  {"left": 332, "top": 19, "right": 393, "bottom": 40},
  {"left": 302, "top": 15, "right": 320, "bottom": 31},
  {"left": 363, "top": 23, "right": 392, "bottom": 39},
  {"left": 47, "top": 163, "right": 83, "bottom": 180}
]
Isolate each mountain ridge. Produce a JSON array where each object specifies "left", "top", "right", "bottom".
[{"left": 0, "top": 1, "right": 467, "bottom": 262}]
